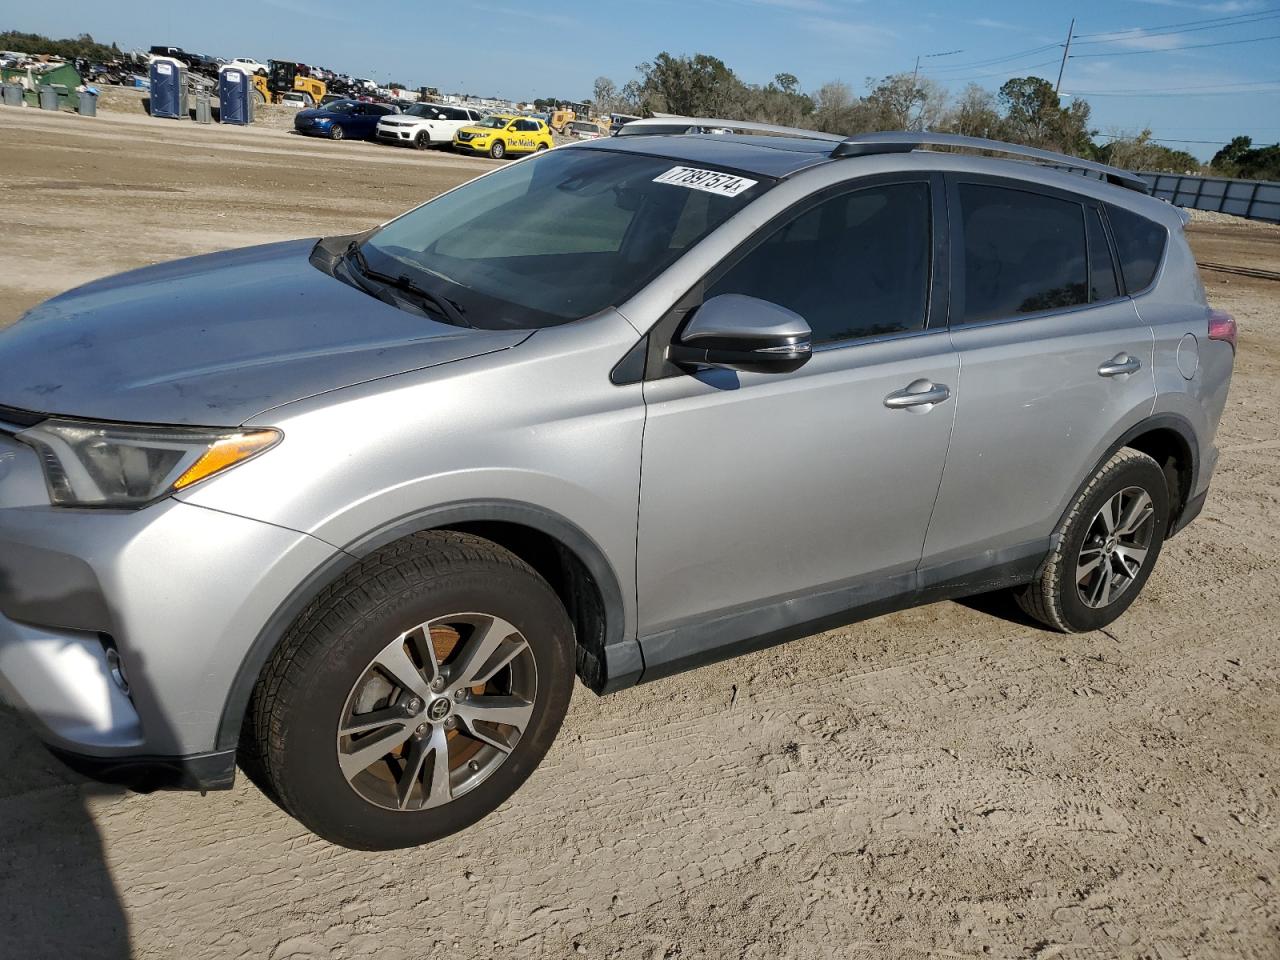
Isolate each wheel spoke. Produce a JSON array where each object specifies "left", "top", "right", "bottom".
[
  {"left": 459, "top": 715, "right": 516, "bottom": 754},
  {"left": 423, "top": 726, "right": 453, "bottom": 809},
  {"left": 1088, "top": 563, "right": 1112, "bottom": 607},
  {"left": 339, "top": 722, "right": 413, "bottom": 780},
  {"left": 340, "top": 705, "right": 409, "bottom": 737},
  {"left": 456, "top": 695, "right": 535, "bottom": 732},
  {"left": 403, "top": 624, "right": 442, "bottom": 684},
  {"left": 395, "top": 733, "right": 431, "bottom": 810},
  {"left": 372, "top": 637, "right": 434, "bottom": 702},
  {"left": 1114, "top": 544, "right": 1148, "bottom": 577},
  {"left": 1099, "top": 495, "right": 1120, "bottom": 534},
  {"left": 1117, "top": 491, "right": 1153, "bottom": 536},
  {"left": 1076, "top": 552, "right": 1104, "bottom": 584},
  {"left": 447, "top": 616, "right": 524, "bottom": 690}
]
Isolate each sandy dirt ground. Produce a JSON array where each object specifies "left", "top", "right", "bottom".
[{"left": 0, "top": 105, "right": 1277, "bottom": 960}]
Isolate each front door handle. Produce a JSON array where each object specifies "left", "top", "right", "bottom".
[
  {"left": 1098, "top": 353, "right": 1141, "bottom": 377},
  {"left": 884, "top": 379, "right": 951, "bottom": 410}
]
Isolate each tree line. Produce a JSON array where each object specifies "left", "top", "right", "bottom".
[
  {"left": 0, "top": 30, "right": 121, "bottom": 63},
  {"left": 591, "top": 52, "right": 1276, "bottom": 178}
]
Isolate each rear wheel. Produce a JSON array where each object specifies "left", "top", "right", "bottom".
[
  {"left": 329, "top": 123, "right": 345, "bottom": 141},
  {"left": 536, "top": 142, "right": 549, "bottom": 151},
  {"left": 1017, "top": 448, "right": 1169, "bottom": 632},
  {"left": 488, "top": 139, "right": 506, "bottom": 159},
  {"left": 241, "top": 531, "right": 575, "bottom": 850}
]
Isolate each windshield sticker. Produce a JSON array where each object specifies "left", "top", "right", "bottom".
[{"left": 653, "top": 166, "right": 758, "bottom": 197}]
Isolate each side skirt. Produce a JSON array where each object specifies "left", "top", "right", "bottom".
[{"left": 631, "top": 541, "right": 1048, "bottom": 686}]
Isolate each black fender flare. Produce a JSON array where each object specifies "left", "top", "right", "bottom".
[
  {"left": 215, "top": 499, "right": 631, "bottom": 752},
  {"left": 1050, "top": 412, "right": 1200, "bottom": 552}
]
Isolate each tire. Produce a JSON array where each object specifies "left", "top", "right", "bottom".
[
  {"left": 329, "top": 123, "right": 344, "bottom": 141},
  {"left": 414, "top": 131, "right": 430, "bottom": 150},
  {"left": 536, "top": 142, "right": 549, "bottom": 151},
  {"left": 1017, "top": 448, "right": 1170, "bottom": 632},
  {"left": 241, "top": 531, "right": 575, "bottom": 850},
  {"left": 253, "top": 89, "right": 266, "bottom": 105},
  {"left": 488, "top": 139, "right": 506, "bottom": 159}
]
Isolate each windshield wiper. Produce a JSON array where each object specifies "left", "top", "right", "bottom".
[{"left": 345, "top": 241, "right": 472, "bottom": 328}]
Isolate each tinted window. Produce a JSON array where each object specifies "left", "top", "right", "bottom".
[
  {"left": 1087, "top": 208, "right": 1119, "bottom": 302},
  {"left": 706, "top": 182, "right": 931, "bottom": 345},
  {"left": 958, "top": 183, "right": 1088, "bottom": 323},
  {"left": 364, "top": 149, "right": 769, "bottom": 327},
  {"left": 1107, "top": 204, "right": 1167, "bottom": 293}
]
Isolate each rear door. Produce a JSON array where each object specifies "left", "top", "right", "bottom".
[
  {"left": 637, "top": 175, "right": 958, "bottom": 641},
  {"left": 921, "top": 176, "right": 1156, "bottom": 576}
]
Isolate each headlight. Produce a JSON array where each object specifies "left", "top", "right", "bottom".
[{"left": 15, "top": 419, "right": 280, "bottom": 508}]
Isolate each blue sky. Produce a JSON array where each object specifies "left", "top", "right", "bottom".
[{"left": 10, "top": 0, "right": 1280, "bottom": 158}]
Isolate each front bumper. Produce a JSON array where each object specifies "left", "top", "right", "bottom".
[
  {"left": 453, "top": 137, "right": 489, "bottom": 152},
  {"left": 378, "top": 126, "right": 417, "bottom": 143},
  {"left": 0, "top": 436, "right": 338, "bottom": 779}
]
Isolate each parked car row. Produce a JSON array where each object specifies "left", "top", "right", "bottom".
[{"left": 294, "top": 100, "right": 565, "bottom": 159}]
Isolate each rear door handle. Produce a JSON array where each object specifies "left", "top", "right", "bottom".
[
  {"left": 1098, "top": 353, "right": 1141, "bottom": 377},
  {"left": 884, "top": 380, "right": 951, "bottom": 410}
]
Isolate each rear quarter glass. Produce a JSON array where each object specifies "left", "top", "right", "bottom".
[{"left": 1106, "top": 204, "right": 1168, "bottom": 293}]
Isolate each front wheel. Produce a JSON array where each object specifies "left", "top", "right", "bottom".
[
  {"left": 414, "top": 131, "right": 430, "bottom": 150},
  {"left": 241, "top": 531, "right": 575, "bottom": 850},
  {"left": 329, "top": 123, "right": 345, "bottom": 141},
  {"left": 488, "top": 139, "right": 506, "bottom": 159},
  {"left": 1017, "top": 448, "right": 1169, "bottom": 632}
]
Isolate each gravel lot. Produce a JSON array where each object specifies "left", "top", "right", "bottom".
[{"left": 0, "top": 105, "right": 1277, "bottom": 960}]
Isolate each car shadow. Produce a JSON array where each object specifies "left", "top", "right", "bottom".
[
  {"left": 955, "top": 588, "right": 1044, "bottom": 628},
  {"left": 0, "top": 704, "right": 131, "bottom": 959}
]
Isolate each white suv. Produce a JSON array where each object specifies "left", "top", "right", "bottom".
[
  {"left": 377, "top": 103, "right": 483, "bottom": 149},
  {"left": 229, "top": 57, "right": 267, "bottom": 76}
]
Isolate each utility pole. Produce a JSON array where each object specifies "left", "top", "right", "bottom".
[{"left": 1055, "top": 18, "right": 1075, "bottom": 96}]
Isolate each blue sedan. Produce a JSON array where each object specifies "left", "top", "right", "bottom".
[{"left": 294, "top": 100, "right": 398, "bottom": 141}]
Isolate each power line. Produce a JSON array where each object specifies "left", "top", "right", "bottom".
[
  {"left": 1074, "top": 6, "right": 1280, "bottom": 40},
  {"left": 919, "top": 42, "right": 1063, "bottom": 73},
  {"left": 1066, "top": 78, "right": 1280, "bottom": 94},
  {"left": 927, "top": 59, "right": 1062, "bottom": 84},
  {"left": 1071, "top": 33, "right": 1280, "bottom": 57},
  {"left": 1064, "top": 87, "right": 1280, "bottom": 97},
  {"left": 1072, "top": 11, "right": 1280, "bottom": 46}
]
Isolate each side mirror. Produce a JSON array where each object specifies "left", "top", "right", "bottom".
[{"left": 667, "top": 294, "right": 812, "bottom": 375}]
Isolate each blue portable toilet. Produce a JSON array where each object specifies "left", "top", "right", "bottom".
[
  {"left": 148, "top": 56, "right": 187, "bottom": 119},
  {"left": 218, "top": 65, "right": 254, "bottom": 125}
]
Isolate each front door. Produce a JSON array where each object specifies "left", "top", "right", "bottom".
[{"left": 636, "top": 176, "right": 958, "bottom": 662}]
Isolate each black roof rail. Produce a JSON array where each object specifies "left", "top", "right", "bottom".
[
  {"left": 614, "top": 116, "right": 845, "bottom": 142},
  {"left": 834, "top": 131, "right": 1150, "bottom": 194}
]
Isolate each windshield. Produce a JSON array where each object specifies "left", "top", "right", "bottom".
[
  {"left": 323, "top": 100, "right": 358, "bottom": 113},
  {"left": 360, "top": 147, "right": 770, "bottom": 329},
  {"left": 476, "top": 116, "right": 510, "bottom": 129},
  {"left": 407, "top": 104, "right": 441, "bottom": 118}
]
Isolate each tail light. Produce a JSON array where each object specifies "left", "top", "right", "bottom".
[{"left": 1208, "top": 309, "right": 1237, "bottom": 352}]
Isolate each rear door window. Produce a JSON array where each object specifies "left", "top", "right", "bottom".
[
  {"left": 956, "top": 183, "right": 1088, "bottom": 324},
  {"left": 1106, "top": 204, "right": 1168, "bottom": 293}
]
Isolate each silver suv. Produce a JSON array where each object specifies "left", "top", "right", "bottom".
[{"left": 0, "top": 122, "right": 1235, "bottom": 849}]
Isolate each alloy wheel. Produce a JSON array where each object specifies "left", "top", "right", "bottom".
[
  {"left": 336, "top": 613, "right": 537, "bottom": 811},
  {"left": 1076, "top": 486, "right": 1156, "bottom": 609}
]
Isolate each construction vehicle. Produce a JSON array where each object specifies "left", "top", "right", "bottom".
[{"left": 265, "top": 59, "right": 326, "bottom": 106}]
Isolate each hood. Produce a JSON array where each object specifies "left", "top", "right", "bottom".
[
  {"left": 295, "top": 108, "right": 330, "bottom": 121},
  {"left": 0, "top": 239, "right": 529, "bottom": 426}
]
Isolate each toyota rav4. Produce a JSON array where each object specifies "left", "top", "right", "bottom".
[{"left": 0, "top": 121, "right": 1235, "bottom": 850}]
